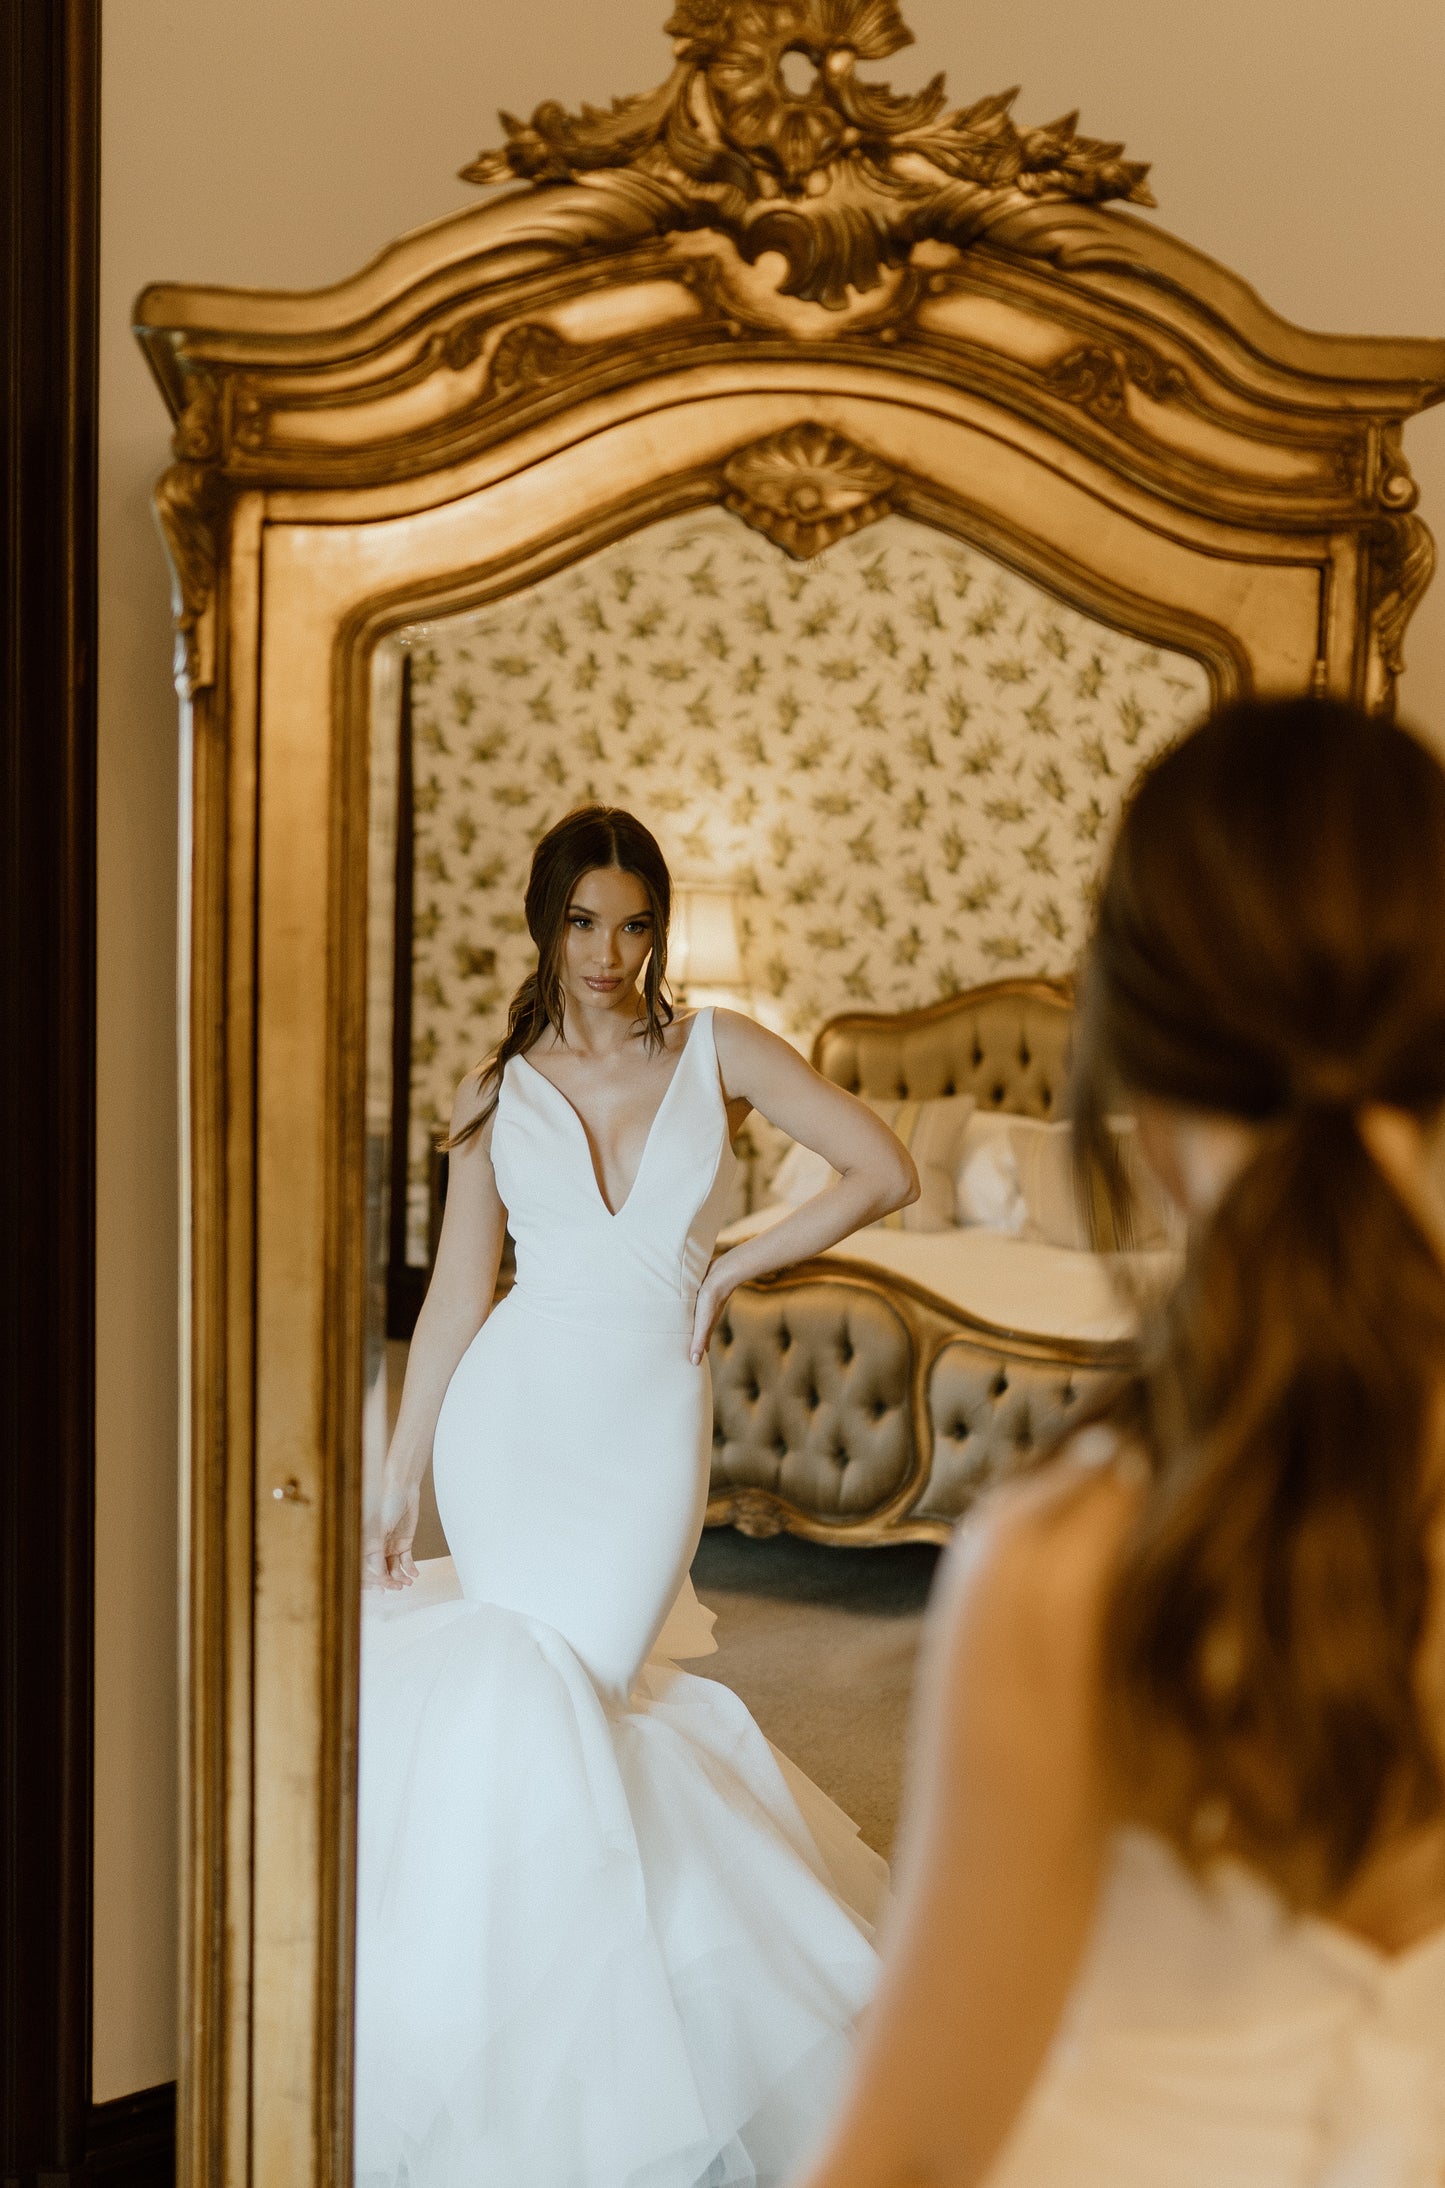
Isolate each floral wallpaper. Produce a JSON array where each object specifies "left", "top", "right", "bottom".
[{"left": 396, "top": 510, "right": 1210, "bottom": 1259}]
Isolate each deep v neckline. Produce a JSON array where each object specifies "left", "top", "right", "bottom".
[{"left": 513, "top": 1012, "right": 704, "bottom": 1220}]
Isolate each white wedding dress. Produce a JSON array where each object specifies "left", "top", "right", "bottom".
[
  {"left": 354, "top": 1008, "right": 887, "bottom": 2188},
  {"left": 983, "top": 1830, "right": 1445, "bottom": 2188}
]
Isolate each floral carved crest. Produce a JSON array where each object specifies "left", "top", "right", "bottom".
[
  {"left": 722, "top": 423, "right": 894, "bottom": 556},
  {"left": 462, "top": 0, "right": 1154, "bottom": 308}
]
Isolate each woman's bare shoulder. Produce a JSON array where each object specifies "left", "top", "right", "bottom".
[
  {"left": 449, "top": 1066, "right": 498, "bottom": 1155},
  {"left": 942, "top": 1431, "right": 1147, "bottom": 1653},
  {"left": 710, "top": 1007, "right": 811, "bottom": 1089}
]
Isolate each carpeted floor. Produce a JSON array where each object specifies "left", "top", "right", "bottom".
[{"left": 689, "top": 1528, "right": 941, "bottom": 1858}]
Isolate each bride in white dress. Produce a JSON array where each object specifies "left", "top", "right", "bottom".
[
  {"left": 798, "top": 697, "right": 1445, "bottom": 2188},
  {"left": 355, "top": 804, "right": 918, "bottom": 2188}
]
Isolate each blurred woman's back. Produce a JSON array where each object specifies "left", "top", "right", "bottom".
[{"left": 797, "top": 699, "right": 1445, "bottom": 2188}]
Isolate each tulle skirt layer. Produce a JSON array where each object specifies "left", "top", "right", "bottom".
[{"left": 354, "top": 1561, "right": 886, "bottom": 2188}]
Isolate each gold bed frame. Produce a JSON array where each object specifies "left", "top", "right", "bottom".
[{"left": 707, "top": 976, "right": 1126, "bottom": 1547}]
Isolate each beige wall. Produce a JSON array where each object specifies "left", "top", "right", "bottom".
[{"left": 95, "top": 0, "right": 1445, "bottom": 2101}]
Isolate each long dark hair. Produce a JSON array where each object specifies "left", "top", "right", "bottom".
[
  {"left": 1072, "top": 696, "right": 1445, "bottom": 1902},
  {"left": 444, "top": 805, "right": 674, "bottom": 1149}
]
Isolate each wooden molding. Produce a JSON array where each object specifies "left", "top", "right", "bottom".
[
  {"left": 86, "top": 2084, "right": 178, "bottom": 2188},
  {"left": 0, "top": 1, "right": 107, "bottom": 2177}
]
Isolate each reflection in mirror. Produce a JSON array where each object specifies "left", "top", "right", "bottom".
[
  {"left": 390, "top": 509, "right": 1206, "bottom": 1294},
  {"left": 354, "top": 509, "right": 1211, "bottom": 2186}
]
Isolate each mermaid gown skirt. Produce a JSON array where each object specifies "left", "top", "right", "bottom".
[{"left": 354, "top": 1011, "right": 886, "bottom": 2188}]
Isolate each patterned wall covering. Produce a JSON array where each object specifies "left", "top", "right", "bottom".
[{"left": 395, "top": 510, "right": 1210, "bottom": 1259}]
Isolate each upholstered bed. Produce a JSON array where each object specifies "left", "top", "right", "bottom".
[{"left": 705, "top": 977, "right": 1151, "bottom": 1546}]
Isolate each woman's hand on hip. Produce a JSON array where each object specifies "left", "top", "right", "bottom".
[{"left": 690, "top": 1258, "right": 737, "bottom": 1365}]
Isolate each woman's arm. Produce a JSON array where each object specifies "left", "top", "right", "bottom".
[
  {"left": 691, "top": 1010, "right": 920, "bottom": 1362},
  {"left": 793, "top": 1468, "right": 1132, "bottom": 2188},
  {"left": 364, "top": 1074, "right": 508, "bottom": 1589}
]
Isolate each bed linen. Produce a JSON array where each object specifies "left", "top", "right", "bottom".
[{"left": 717, "top": 1206, "right": 1177, "bottom": 1344}]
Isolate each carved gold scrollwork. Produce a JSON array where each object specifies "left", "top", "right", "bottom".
[
  {"left": 154, "top": 374, "right": 228, "bottom": 695},
  {"left": 154, "top": 460, "right": 226, "bottom": 695},
  {"left": 152, "top": 365, "right": 228, "bottom": 691},
  {"left": 1044, "top": 339, "right": 1189, "bottom": 421},
  {"left": 721, "top": 422, "right": 895, "bottom": 557},
  {"left": 487, "top": 321, "right": 583, "bottom": 396},
  {"left": 233, "top": 390, "right": 269, "bottom": 452},
  {"left": 461, "top": 0, "right": 1153, "bottom": 309},
  {"left": 1376, "top": 425, "right": 1421, "bottom": 511},
  {"left": 1367, "top": 511, "right": 1436, "bottom": 710},
  {"left": 718, "top": 1488, "right": 789, "bottom": 1540},
  {"left": 1332, "top": 439, "right": 1367, "bottom": 497},
  {"left": 441, "top": 315, "right": 492, "bottom": 371},
  {"left": 172, "top": 366, "right": 223, "bottom": 461},
  {"left": 441, "top": 317, "right": 587, "bottom": 397}
]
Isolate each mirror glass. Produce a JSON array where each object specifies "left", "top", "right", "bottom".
[
  {"left": 386, "top": 504, "right": 1206, "bottom": 1277},
  {"left": 354, "top": 504, "right": 1211, "bottom": 2179}
]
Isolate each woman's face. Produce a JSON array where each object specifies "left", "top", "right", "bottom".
[{"left": 559, "top": 865, "right": 656, "bottom": 1014}]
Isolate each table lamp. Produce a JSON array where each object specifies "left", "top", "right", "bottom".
[{"left": 670, "top": 883, "right": 747, "bottom": 1008}]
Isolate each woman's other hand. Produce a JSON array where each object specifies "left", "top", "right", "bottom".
[
  {"left": 364, "top": 1476, "right": 421, "bottom": 1591},
  {"left": 365, "top": 1076, "right": 506, "bottom": 1593}
]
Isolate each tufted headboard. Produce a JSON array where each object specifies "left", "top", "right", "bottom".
[{"left": 811, "top": 977, "right": 1074, "bottom": 1121}]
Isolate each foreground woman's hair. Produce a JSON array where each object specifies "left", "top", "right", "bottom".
[
  {"left": 444, "top": 804, "right": 674, "bottom": 1149},
  {"left": 1072, "top": 696, "right": 1445, "bottom": 1902}
]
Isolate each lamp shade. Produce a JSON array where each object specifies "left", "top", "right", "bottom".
[{"left": 670, "top": 883, "right": 744, "bottom": 991}]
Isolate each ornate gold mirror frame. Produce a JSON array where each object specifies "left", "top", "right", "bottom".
[{"left": 135, "top": 7, "right": 1445, "bottom": 2181}]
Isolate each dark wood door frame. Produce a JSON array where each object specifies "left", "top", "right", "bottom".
[{"left": 2, "top": 7, "right": 174, "bottom": 2182}]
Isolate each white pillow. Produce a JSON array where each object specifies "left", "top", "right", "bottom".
[
  {"left": 955, "top": 1111, "right": 1022, "bottom": 1228},
  {"left": 772, "top": 1139, "right": 836, "bottom": 1206},
  {"left": 1007, "top": 1117, "right": 1092, "bottom": 1250},
  {"left": 957, "top": 1113, "right": 1182, "bottom": 1251},
  {"left": 770, "top": 1093, "right": 977, "bottom": 1233},
  {"left": 955, "top": 1131, "right": 1029, "bottom": 1234}
]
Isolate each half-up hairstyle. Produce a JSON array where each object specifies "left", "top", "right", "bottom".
[
  {"left": 444, "top": 805, "right": 674, "bottom": 1149},
  {"left": 1072, "top": 696, "right": 1445, "bottom": 1903}
]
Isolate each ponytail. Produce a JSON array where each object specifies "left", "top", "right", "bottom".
[
  {"left": 440, "top": 970, "right": 554, "bottom": 1152},
  {"left": 1106, "top": 1102, "right": 1445, "bottom": 1897},
  {"left": 1072, "top": 697, "right": 1445, "bottom": 1904}
]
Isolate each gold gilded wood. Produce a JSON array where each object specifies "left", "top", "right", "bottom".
[
  {"left": 721, "top": 420, "right": 894, "bottom": 554},
  {"left": 461, "top": 0, "right": 1153, "bottom": 310},
  {"left": 1368, "top": 512, "right": 1438, "bottom": 712},
  {"left": 810, "top": 975, "right": 1074, "bottom": 1074},
  {"left": 135, "top": 6, "right": 1445, "bottom": 2183},
  {"left": 704, "top": 1256, "right": 1130, "bottom": 1549}
]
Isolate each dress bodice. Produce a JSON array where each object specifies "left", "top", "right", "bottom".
[
  {"left": 491, "top": 1007, "right": 737, "bottom": 1335},
  {"left": 990, "top": 1826, "right": 1445, "bottom": 2188}
]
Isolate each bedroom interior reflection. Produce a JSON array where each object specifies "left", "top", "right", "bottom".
[{"left": 361, "top": 502, "right": 1209, "bottom": 1847}]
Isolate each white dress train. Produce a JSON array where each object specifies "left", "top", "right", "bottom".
[{"left": 354, "top": 1010, "right": 886, "bottom": 2188}]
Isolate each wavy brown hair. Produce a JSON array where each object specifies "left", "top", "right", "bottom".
[
  {"left": 443, "top": 805, "right": 674, "bottom": 1150},
  {"left": 1072, "top": 696, "right": 1445, "bottom": 1903}
]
